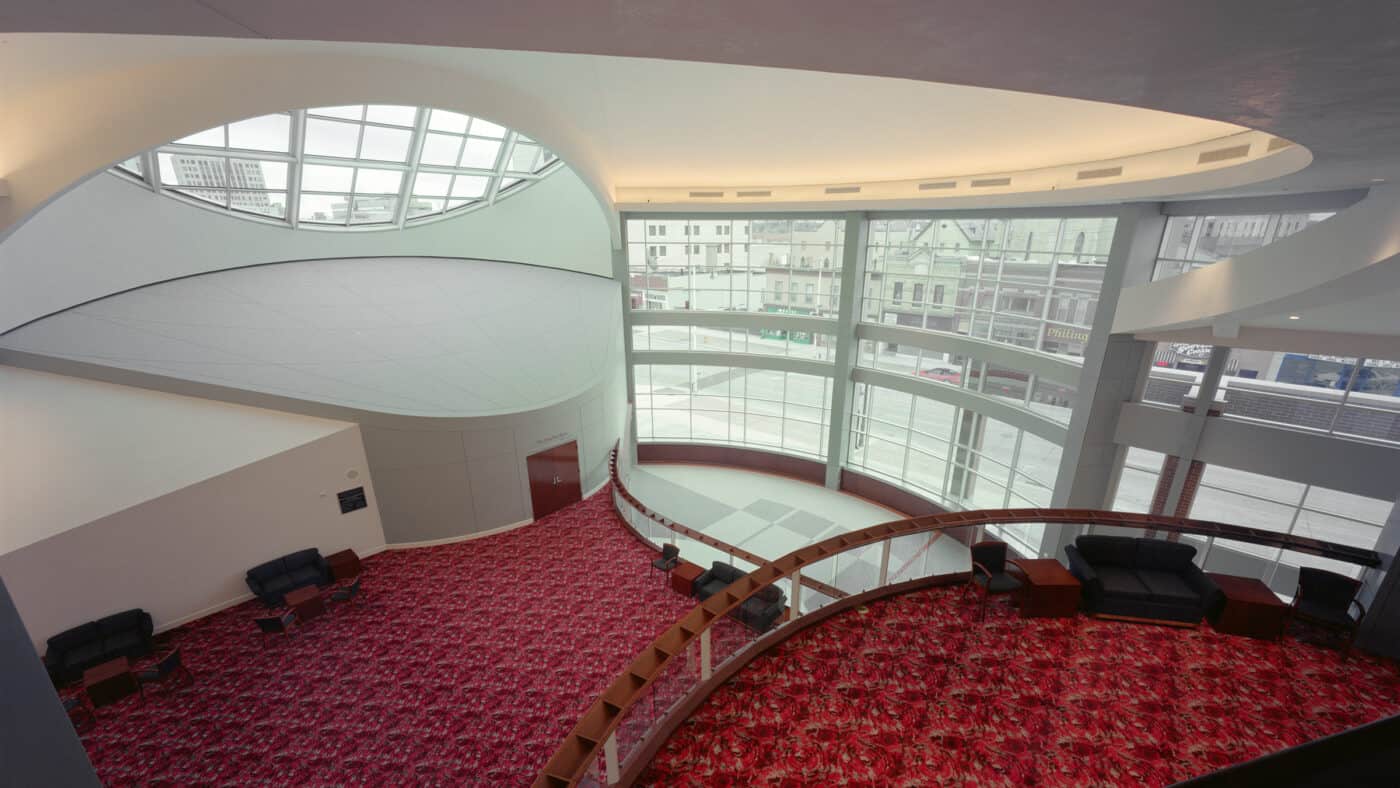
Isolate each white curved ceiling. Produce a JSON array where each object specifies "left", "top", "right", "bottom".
[
  {"left": 0, "top": 258, "right": 623, "bottom": 417},
  {"left": 0, "top": 32, "right": 1306, "bottom": 240}
]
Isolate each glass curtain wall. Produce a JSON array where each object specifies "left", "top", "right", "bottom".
[
  {"left": 864, "top": 215, "right": 1116, "bottom": 359},
  {"left": 1153, "top": 210, "right": 1335, "bottom": 280},
  {"left": 633, "top": 365, "right": 834, "bottom": 459},
  {"left": 632, "top": 326, "right": 837, "bottom": 362},
  {"left": 846, "top": 382, "right": 1061, "bottom": 556},
  {"left": 626, "top": 218, "right": 844, "bottom": 317}
]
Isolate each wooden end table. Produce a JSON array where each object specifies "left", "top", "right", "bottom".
[
  {"left": 671, "top": 561, "right": 704, "bottom": 597},
  {"left": 325, "top": 549, "right": 362, "bottom": 581},
  {"left": 1207, "top": 573, "right": 1288, "bottom": 640},
  {"left": 284, "top": 585, "right": 326, "bottom": 622},
  {"left": 84, "top": 657, "right": 141, "bottom": 708},
  {"left": 1010, "top": 558, "right": 1082, "bottom": 618}
]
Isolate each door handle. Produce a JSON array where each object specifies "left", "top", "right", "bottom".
[{"left": 553, "top": 475, "right": 562, "bottom": 486}]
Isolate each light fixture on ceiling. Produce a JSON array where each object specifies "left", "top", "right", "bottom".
[
  {"left": 1371, "top": 177, "right": 1386, "bottom": 183},
  {"left": 1288, "top": 314, "right": 1301, "bottom": 320}
]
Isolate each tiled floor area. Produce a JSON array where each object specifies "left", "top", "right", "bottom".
[{"left": 625, "top": 464, "right": 971, "bottom": 608}]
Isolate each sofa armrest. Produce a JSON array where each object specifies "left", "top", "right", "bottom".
[
  {"left": 1064, "top": 545, "right": 1101, "bottom": 593},
  {"left": 1181, "top": 563, "right": 1222, "bottom": 610}
]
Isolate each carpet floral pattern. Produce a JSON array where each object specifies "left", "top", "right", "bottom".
[
  {"left": 643, "top": 587, "right": 1400, "bottom": 787},
  {"left": 65, "top": 487, "right": 696, "bottom": 786}
]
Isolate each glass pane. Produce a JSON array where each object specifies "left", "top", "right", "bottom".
[
  {"left": 227, "top": 114, "right": 290, "bottom": 152},
  {"left": 469, "top": 118, "right": 507, "bottom": 138},
  {"left": 303, "top": 117, "right": 360, "bottom": 158},
  {"left": 413, "top": 172, "right": 451, "bottom": 197},
  {"left": 427, "top": 109, "right": 470, "bottom": 134},
  {"left": 507, "top": 143, "right": 541, "bottom": 172},
  {"left": 159, "top": 153, "right": 225, "bottom": 187},
  {"left": 301, "top": 164, "right": 354, "bottom": 192},
  {"left": 406, "top": 197, "right": 444, "bottom": 219},
  {"left": 365, "top": 105, "right": 418, "bottom": 126},
  {"left": 229, "top": 160, "right": 286, "bottom": 190},
  {"left": 459, "top": 137, "right": 502, "bottom": 169},
  {"left": 231, "top": 191, "right": 287, "bottom": 218},
  {"left": 308, "top": 105, "right": 364, "bottom": 121},
  {"left": 298, "top": 193, "right": 346, "bottom": 224},
  {"left": 419, "top": 133, "right": 461, "bottom": 166},
  {"left": 352, "top": 168, "right": 403, "bottom": 195},
  {"left": 358, "top": 126, "right": 412, "bottom": 162},
  {"left": 349, "top": 196, "right": 397, "bottom": 224},
  {"left": 450, "top": 175, "right": 489, "bottom": 199}
]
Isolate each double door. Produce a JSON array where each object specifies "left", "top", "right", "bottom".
[{"left": 526, "top": 440, "right": 582, "bottom": 520}]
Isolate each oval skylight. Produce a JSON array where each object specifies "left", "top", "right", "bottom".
[{"left": 112, "top": 105, "right": 562, "bottom": 229}]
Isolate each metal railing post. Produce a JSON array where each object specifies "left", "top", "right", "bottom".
[
  {"left": 789, "top": 569, "right": 803, "bottom": 619},
  {"left": 603, "top": 733, "right": 619, "bottom": 785},
  {"left": 878, "top": 538, "right": 892, "bottom": 585}
]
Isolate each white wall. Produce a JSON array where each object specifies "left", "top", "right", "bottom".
[
  {"left": 0, "top": 426, "right": 387, "bottom": 650},
  {"left": 0, "top": 167, "right": 612, "bottom": 333},
  {"left": 0, "top": 366, "right": 357, "bottom": 554},
  {"left": 359, "top": 325, "right": 628, "bottom": 544}
]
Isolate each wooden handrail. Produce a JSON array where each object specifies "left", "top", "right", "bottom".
[{"left": 539, "top": 442, "right": 1383, "bottom": 787}]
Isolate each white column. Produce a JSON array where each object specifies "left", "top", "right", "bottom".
[
  {"left": 789, "top": 569, "right": 803, "bottom": 619},
  {"left": 824, "top": 212, "right": 869, "bottom": 488},
  {"left": 878, "top": 539, "right": 892, "bottom": 585}
]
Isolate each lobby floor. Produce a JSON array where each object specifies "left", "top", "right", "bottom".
[{"left": 625, "top": 463, "right": 970, "bottom": 608}]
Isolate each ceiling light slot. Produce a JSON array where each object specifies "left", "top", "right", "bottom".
[
  {"left": 1076, "top": 166, "right": 1123, "bottom": 181},
  {"left": 687, "top": 191, "right": 724, "bottom": 198},
  {"left": 1198, "top": 144, "right": 1251, "bottom": 164},
  {"left": 736, "top": 190, "right": 772, "bottom": 198},
  {"left": 971, "top": 177, "right": 1011, "bottom": 188},
  {"left": 824, "top": 185, "right": 861, "bottom": 194},
  {"left": 918, "top": 181, "right": 956, "bottom": 191}
]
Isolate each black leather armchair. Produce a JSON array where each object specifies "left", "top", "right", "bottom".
[
  {"left": 1290, "top": 568, "right": 1366, "bottom": 654},
  {"left": 44, "top": 609, "right": 155, "bottom": 683},
  {"left": 694, "top": 561, "right": 787, "bottom": 632},
  {"left": 246, "top": 548, "right": 332, "bottom": 607}
]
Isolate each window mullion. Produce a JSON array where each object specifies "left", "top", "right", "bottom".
[{"left": 395, "top": 107, "right": 431, "bottom": 227}]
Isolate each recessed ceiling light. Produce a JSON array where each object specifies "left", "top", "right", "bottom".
[
  {"left": 1288, "top": 315, "right": 1301, "bottom": 320},
  {"left": 1372, "top": 177, "right": 1386, "bottom": 183}
]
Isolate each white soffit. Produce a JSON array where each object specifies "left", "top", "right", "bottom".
[{"left": 0, "top": 258, "right": 621, "bottom": 417}]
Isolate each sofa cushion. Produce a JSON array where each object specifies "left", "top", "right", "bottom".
[
  {"left": 102, "top": 632, "right": 144, "bottom": 655},
  {"left": 64, "top": 642, "right": 106, "bottom": 669},
  {"left": 1135, "top": 539, "right": 1198, "bottom": 572},
  {"left": 1296, "top": 599, "right": 1357, "bottom": 629},
  {"left": 1075, "top": 535, "right": 1138, "bottom": 567},
  {"left": 707, "top": 562, "right": 745, "bottom": 584},
  {"left": 696, "top": 579, "right": 729, "bottom": 599},
  {"left": 1097, "top": 566, "right": 1152, "bottom": 600},
  {"left": 1136, "top": 570, "right": 1201, "bottom": 604},
  {"left": 287, "top": 566, "right": 323, "bottom": 588},
  {"left": 283, "top": 548, "right": 321, "bottom": 571},
  {"left": 47, "top": 622, "right": 100, "bottom": 656},
  {"left": 248, "top": 560, "right": 287, "bottom": 587}
]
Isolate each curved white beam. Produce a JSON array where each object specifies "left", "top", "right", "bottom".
[{"left": 1112, "top": 185, "right": 1400, "bottom": 340}]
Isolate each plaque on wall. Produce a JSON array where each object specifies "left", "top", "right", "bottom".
[{"left": 337, "top": 487, "right": 368, "bottom": 514}]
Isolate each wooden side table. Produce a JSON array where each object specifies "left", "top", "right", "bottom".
[
  {"left": 671, "top": 561, "right": 704, "bottom": 597},
  {"left": 285, "top": 585, "right": 326, "bottom": 622},
  {"left": 325, "top": 549, "right": 362, "bottom": 581},
  {"left": 84, "top": 657, "right": 141, "bottom": 708},
  {"left": 1207, "top": 573, "right": 1288, "bottom": 640},
  {"left": 1010, "top": 558, "right": 1082, "bottom": 618}
]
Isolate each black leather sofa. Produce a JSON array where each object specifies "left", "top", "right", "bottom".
[
  {"left": 693, "top": 561, "right": 787, "bottom": 632},
  {"left": 1065, "top": 535, "right": 1222, "bottom": 624},
  {"left": 44, "top": 609, "right": 155, "bottom": 683},
  {"left": 246, "top": 548, "right": 332, "bottom": 607}
]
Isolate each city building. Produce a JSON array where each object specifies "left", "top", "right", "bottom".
[{"left": 2, "top": 5, "right": 1400, "bottom": 786}]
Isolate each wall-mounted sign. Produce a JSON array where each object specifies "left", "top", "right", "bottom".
[{"left": 337, "top": 487, "right": 368, "bottom": 514}]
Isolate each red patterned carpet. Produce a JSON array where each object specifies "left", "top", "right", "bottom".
[
  {"left": 64, "top": 488, "right": 695, "bottom": 786},
  {"left": 643, "top": 586, "right": 1400, "bottom": 787}
]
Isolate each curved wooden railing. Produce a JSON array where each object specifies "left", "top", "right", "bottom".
[{"left": 539, "top": 446, "right": 1383, "bottom": 787}]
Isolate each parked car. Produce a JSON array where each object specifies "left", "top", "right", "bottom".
[{"left": 919, "top": 366, "right": 962, "bottom": 384}]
